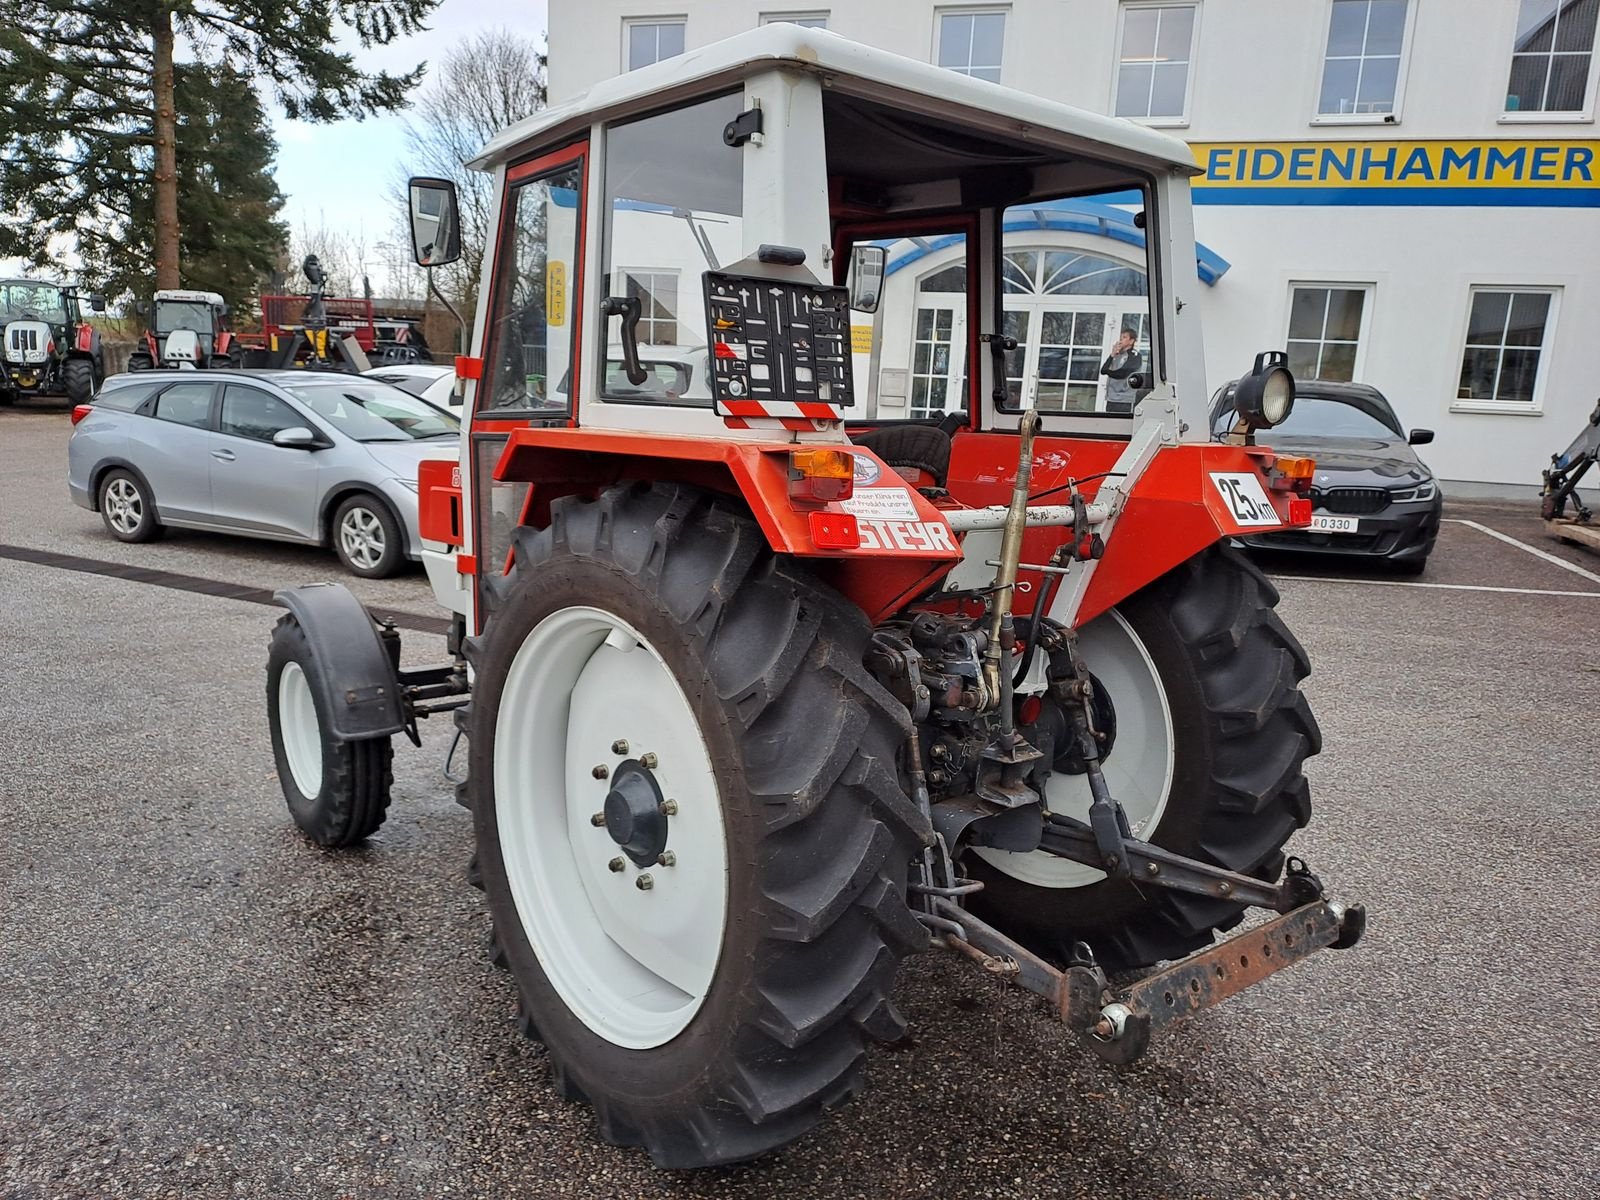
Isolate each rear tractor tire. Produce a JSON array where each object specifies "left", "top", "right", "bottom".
[
  {"left": 266, "top": 614, "right": 393, "bottom": 847},
  {"left": 467, "top": 482, "right": 931, "bottom": 1167},
  {"left": 969, "top": 542, "right": 1320, "bottom": 972}
]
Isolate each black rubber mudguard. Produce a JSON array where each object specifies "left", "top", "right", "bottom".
[{"left": 273, "top": 582, "right": 406, "bottom": 741}]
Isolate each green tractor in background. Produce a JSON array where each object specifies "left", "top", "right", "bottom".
[{"left": 0, "top": 278, "right": 106, "bottom": 406}]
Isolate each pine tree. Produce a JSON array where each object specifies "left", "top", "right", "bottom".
[{"left": 0, "top": 0, "right": 436, "bottom": 295}]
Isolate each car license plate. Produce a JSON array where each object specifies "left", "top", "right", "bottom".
[{"left": 1309, "top": 514, "right": 1359, "bottom": 534}]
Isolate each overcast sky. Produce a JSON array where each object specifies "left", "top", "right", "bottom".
[{"left": 274, "top": 0, "right": 549, "bottom": 256}]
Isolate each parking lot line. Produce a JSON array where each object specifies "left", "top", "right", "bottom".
[
  {"left": 1446, "top": 517, "right": 1600, "bottom": 586},
  {"left": 1271, "top": 575, "right": 1600, "bottom": 597}
]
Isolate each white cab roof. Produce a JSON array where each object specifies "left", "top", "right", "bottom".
[
  {"left": 155, "top": 289, "right": 225, "bottom": 306},
  {"left": 470, "top": 24, "right": 1198, "bottom": 175}
]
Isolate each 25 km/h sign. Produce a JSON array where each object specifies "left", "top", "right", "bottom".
[{"left": 1209, "top": 471, "right": 1282, "bottom": 527}]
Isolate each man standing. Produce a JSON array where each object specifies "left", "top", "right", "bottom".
[{"left": 1100, "top": 327, "right": 1142, "bottom": 413}]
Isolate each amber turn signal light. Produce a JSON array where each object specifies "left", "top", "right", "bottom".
[{"left": 788, "top": 449, "right": 855, "bottom": 504}]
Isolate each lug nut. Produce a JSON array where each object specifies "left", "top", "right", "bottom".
[
  {"left": 592, "top": 764, "right": 609, "bottom": 780},
  {"left": 612, "top": 739, "right": 629, "bottom": 755},
  {"left": 635, "top": 873, "right": 654, "bottom": 891},
  {"left": 639, "top": 752, "right": 658, "bottom": 769},
  {"left": 1145, "top": 862, "right": 1160, "bottom": 877},
  {"left": 659, "top": 798, "right": 678, "bottom": 816},
  {"left": 590, "top": 812, "right": 607, "bottom": 827},
  {"left": 657, "top": 851, "right": 676, "bottom": 867},
  {"left": 608, "top": 857, "right": 626, "bottom": 873}
]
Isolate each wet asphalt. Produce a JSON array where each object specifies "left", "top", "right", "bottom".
[{"left": 2, "top": 406, "right": 1597, "bottom": 1199}]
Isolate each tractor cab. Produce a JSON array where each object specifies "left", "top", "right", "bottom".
[
  {"left": 407, "top": 24, "right": 1306, "bottom": 630},
  {"left": 132, "top": 289, "right": 235, "bottom": 371},
  {"left": 266, "top": 26, "right": 1357, "bottom": 1171},
  {"left": 0, "top": 277, "right": 105, "bottom": 405}
]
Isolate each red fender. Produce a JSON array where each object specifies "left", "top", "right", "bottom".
[
  {"left": 945, "top": 432, "right": 1307, "bottom": 626},
  {"left": 490, "top": 427, "right": 958, "bottom": 624},
  {"left": 216, "top": 330, "right": 232, "bottom": 356},
  {"left": 74, "top": 324, "right": 94, "bottom": 353}
]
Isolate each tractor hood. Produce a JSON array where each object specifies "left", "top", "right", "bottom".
[{"left": 4, "top": 320, "right": 53, "bottom": 364}]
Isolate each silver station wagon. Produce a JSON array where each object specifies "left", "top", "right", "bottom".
[{"left": 67, "top": 369, "right": 460, "bottom": 577}]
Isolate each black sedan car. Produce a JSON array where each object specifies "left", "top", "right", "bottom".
[{"left": 1210, "top": 379, "right": 1442, "bottom": 573}]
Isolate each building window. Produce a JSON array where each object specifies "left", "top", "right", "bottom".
[
  {"left": 1115, "top": 4, "right": 1198, "bottom": 122},
  {"left": 1457, "top": 288, "right": 1558, "bottom": 407},
  {"left": 1286, "top": 285, "right": 1370, "bottom": 382},
  {"left": 619, "top": 270, "right": 680, "bottom": 346},
  {"left": 761, "top": 12, "right": 828, "bottom": 28},
  {"left": 1505, "top": 0, "right": 1599, "bottom": 114},
  {"left": 937, "top": 9, "right": 1006, "bottom": 83},
  {"left": 625, "top": 19, "right": 686, "bottom": 72},
  {"left": 1317, "top": 0, "right": 1409, "bottom": 116}
]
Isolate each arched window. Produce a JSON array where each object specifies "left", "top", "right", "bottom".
[{"left": 1003, "top": 249, "right": 1146, "bottom": 297}]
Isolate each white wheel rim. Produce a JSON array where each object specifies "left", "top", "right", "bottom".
[
  {"left": 975, "top": 609, "right": 1175, "bottom": 889},
  {"left": 495, "top": 606, "right": 729, "bottom": 1049},
  {"left": 277, "top": 662, "right": 324, "bottom": 798},
  {"left": 105, "top": 478, "right": 142, "bottom": 534},
  {"left": 339, "top": 507, "right": 385, "bottom": 569}
]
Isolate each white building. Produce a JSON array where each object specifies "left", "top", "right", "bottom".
[{"left": 548, "top": 0, "right": 1600, "bottom": 492}]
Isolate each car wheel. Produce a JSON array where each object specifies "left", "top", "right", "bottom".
[
  {"left": 98, "top": 469, "right": 164, "bottom": 543},
  {"left": 332, "top": 494, "right": 404, "bottom": 578}
]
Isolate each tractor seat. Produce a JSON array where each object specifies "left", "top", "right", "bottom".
[{"left": 849, "top": 412, "right": 964, "bottom": 488}]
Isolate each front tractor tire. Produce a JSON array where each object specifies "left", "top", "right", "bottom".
[
  {"left": 265, "top": 615, "right": 393, "bottom": 847},
  {"left": 970, "top": 543, "right": 1319, "bottom": 972},
  {"left": 467, "top": 483, "right": 930, "bottom": 1168},
  {"left": 63, "top": 358, "right": 94, "bottom": 404}
]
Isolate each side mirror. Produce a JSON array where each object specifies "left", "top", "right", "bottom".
[
  {"left": 272, "top": 426, "right": 323, "bottom": 449},
  {"left": 89, "top": 294, "right": 106, "bottom": 313},
  {"left": 848, "top": 244, "right": 886, "bottom": 314},
  {"left": 408, "top": 176, "right": 462, "bottom": 268},
  {"left": 134, "top": 300, "right": 151, "bottom": 319},
  {"left": 1408, "top": 428, "right": 1434, "bottom": 446},
  {"left": 220, "top": 302, "right": 230, "bottom": 317}
]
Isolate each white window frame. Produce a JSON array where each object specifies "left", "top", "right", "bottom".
[
  {"left": 933, "top": 6, "right": 1009, "bottom": 85},
  {"left": 1449, "top": 284, "right": 1562, "bottom": 416},
  {"left": 621, "top": 16, "right": 687, "bottom": 73},
  {"left": 1310, "top": 0, "right": 1420, "bottom": 126},
  {"left": 615, "top": 268, "right": 682, "bottom": 347},
  {"left": 1498, "top": 0, "right": 1600, "bottom": 124},
  {"left": 760, "top": 12, "right": 829, "bottom": 28},
  {"left": 1284, "top": 281, "right": 1375, "bottom": 383},
  {"left": 1112, "top": 2, "right": 1202, "bottom": 128}
]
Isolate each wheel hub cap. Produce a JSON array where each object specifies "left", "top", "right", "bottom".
[{"left": 604, "top": 759, "right": 669, "bottom": 867}]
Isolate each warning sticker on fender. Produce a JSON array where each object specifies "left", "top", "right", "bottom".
[
  {"left": 841, "top": 487, "right": 920, "bottom": 521},
  {"left": 1209, "top": 472, "right": 1282, "bottom": 527}
]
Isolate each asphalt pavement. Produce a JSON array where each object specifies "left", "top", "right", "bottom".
[{"left": 2, "top": 405, "right": 1597, "bottom": 1199}]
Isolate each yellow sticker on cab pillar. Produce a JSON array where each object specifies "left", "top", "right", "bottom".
[
  {"left": 850, "top": 324, "right": 873, "bottom": 353},
  {"left": 547, "top": 261, "right": 567, "bottom": 326}
]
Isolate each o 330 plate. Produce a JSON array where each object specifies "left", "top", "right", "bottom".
[{"left": 1309, "top": 513, "right": 1360, "bottom": 534}]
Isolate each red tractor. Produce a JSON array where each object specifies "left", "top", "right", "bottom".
[{"left": 266, "top": 28, "right": 1362, "bottom": 1169}]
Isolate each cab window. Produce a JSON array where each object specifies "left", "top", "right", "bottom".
[
  {"left": 599, "top": 92, "right": 743, "bottom": 405},
  {"left": 481, "top": 159, "right": 583, "bottom": 415}
]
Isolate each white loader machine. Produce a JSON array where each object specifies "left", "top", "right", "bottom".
[{"left": 266, "top": 29, "right": 1363, "bottom": 1168}]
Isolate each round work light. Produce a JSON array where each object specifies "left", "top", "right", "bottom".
[{"left": 1233, "top": 351, "right": 1296, "bottom": 431}]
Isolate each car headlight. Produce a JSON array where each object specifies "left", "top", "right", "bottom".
[
  {"left": 1232, "top": 350, "right": 1296, "bottom": 431},
  {"left": 394, "top": 478, "right": 420, "bottom": 492},
  {"left": 1391, "top": 479, "right": 1437, "bottom": 503}
]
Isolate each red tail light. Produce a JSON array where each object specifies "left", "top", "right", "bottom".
[
  {"left": 1287, "top": 496, "right": 1313, "bottom": 527},
  {"left": 70, "top": 404, "right": 92, "bottom": 426}
]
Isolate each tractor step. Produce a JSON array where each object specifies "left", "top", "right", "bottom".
[{"left": 931, "top": 893, "right": 1364, "bottom": 1065}]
